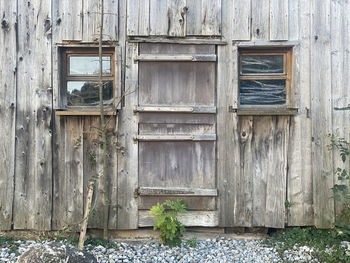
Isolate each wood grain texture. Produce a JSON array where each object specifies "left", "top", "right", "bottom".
[
  {"left": 52, "top": 0, "right": 83, "bottom": 41},
  {"left": 139, "top": 141, "right": 215, "bottom": 189},
  {"left": 311, "top": 0, "right": 334, "bottom": 228},
  {"left": 14, "top": 0, "right": 52, "bottom": 230},
  {"left": 117, "top": 43, "right": 139, "bottom": 229},
  {"left": 287, "top": 0, "right": 313, "bottom": 226},
  {"left": 138, "top": 196, "right": 216, "bottom": 211},
  {"left": 127, "top": 0, "right": 150, "bottom": 36},
  {"left": 288, "top": 0, "right": 299, "bottom": 40},
  {"left": 149, "top": 0, "right": 168, "bottom": 36},
  {"left": 331, "top": 0, "right": 350, "bottom": 218},
  {"left": 217, "top": 43, "right": 237, "bottom": 227},
  {"left": 53, "top": 117, "right": 84, "bottom": 231},
  {"left": 251, "top": 0, "right": 269, "bottom": 40},
  {"left": 139, "top": 210, "right": 218, "bottom": 227},
  {"left": 83, "top": 0, "right": 119, "bottom": 41},
  {"left": 0, "top": 0, "right": 17, "bottom": 230},
  {"left": 251, "top": 116, "right": 289, "bottom": 228},
  {"left": 232, "top": 0, "right": 251, "bottom": 40},
  {"left": 167, "top": 0, "right": 186, "bottom": 37},
  {"left": 82, "top": 116, "right": 118, "bottom": 229},
  {"left": 187, "top": 0, "right": 221, "bottom": 36},
  {"left": 270, "top": 0, "right": 288, "bottom": 40}
]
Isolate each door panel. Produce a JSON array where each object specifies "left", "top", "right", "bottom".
[{"left": 136, "top": 43, "right": 218, "bottom": 227}]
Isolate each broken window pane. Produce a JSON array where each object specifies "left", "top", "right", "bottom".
[
  {"left": 69, "top": 56, "right": 111, "bottom": 75},
  {"left": 240, "top": 80, "right": 286, "bottom": 105},
  {"left": 67, "top": 81, "right": 113, "bottom": 106},
  {"left": 241, "top": 55, "right": 284, "bottom": 74}
]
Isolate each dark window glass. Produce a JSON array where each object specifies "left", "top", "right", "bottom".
[
  {"left": 69, "top": 56, "right": 111, "bottom": 75},
  {"left": 241, "top": 55, "right": 284, "bottom": 74},
  {"left": 240, "top": 80, "right": 286, "bottom": 105},
  {"left": 67, "top": 81, "right": 113, "bottom": 106}
]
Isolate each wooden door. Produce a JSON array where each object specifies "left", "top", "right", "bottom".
[{"left": 134, "top": 43, "right": 218, "bottom": 227}]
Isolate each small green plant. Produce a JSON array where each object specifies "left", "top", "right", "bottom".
[
  {"left": 265, "top": 227, "right": 349, "bottom": 263},
  {"left": 0, "top": 236, "right": 19, "bottom": 256},
  {"left": 149, "top": 199, "right": 187, "bottom": 246},
  {"left": 284, "top": 200, "right": 292, "bottom": 208},
  {"left": 329, "top": 134, "right": 350, "bottom": 240},
  {"left": 185, "top": 237, "right": 197, "bottom": 248}
]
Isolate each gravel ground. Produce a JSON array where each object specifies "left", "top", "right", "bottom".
[{"left": 0, "top": 237, "right": 321, "bottom": 263}]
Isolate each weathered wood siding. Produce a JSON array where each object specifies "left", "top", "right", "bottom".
[
  {"left": 127, "top": 0, "right": 222, "bottom": 36},
  {"left": 0, "top": 0, "right": 17, "bottom": 230},
  {"left": 0, "top": 0, "right": 349, "bottom": 231},
  {"left": 13, "top": 0, "right": 53, "bottom": 230}
]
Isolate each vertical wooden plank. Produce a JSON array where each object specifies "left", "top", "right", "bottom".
[
  {"left": 217, "top": 0, "right": 237, "bottom": 227},
  {"left": 287, "top": 0, "right": 314, "bottom": 226},
  {"left": 82, "top": 116, "right": 118, "bottom": 229},
  {"left": 200, "top": 0, "right": 221, "bottom": 36},
  {"left": 235, "top": 116, "right": 254, "bottom": 226},
  {"left": 52, "top": 0, "right": 83, "bottom": 41},
  {"left": 232, "top": 0, "right": 251, "bottom": 40},
  {"left": 149, "top": 0, "right": 168, "bottom": 36},
  {"left": 14, "top": 0, "right": 52, "bottom": 230},
  {"left": 167, "top": 0, "right": 186, "bottom": 37},
  {"left": 331, "top": 0, "right": 350, "bottom": 217},
  {"left": 251, "top": 117, "right": 270, "bottom": 227},
  {"left": 288, "top": 0, "right": 299, "bottom": 40},
  {"left": 83, "top": 116, "right": 103, "bottom": 228},
  {"left": 126, "top": 0, "right": 150, "bottom": 36},
  {"left": 117, "top": 43, "right": 139, "bottom": 229},
  {"left": 251, "top": 0, "right": 269, "bottom": 40},
  {"left": 107, "top": 116, "right": 118, "bottom": 229},
  {"left": 186, "top": 0, "right": 201, "bottom": 35},
  {"left": 64, "top": 117, "right": 84, "bottom": 229},
  {"left": 264, "top": 117, "right": 289, "bottom": 228},
  {"left": 311, "top": 0, "right": 334, "bottom": 228},
  {"left": 251, "top": 116, "right": 289, "bottom": 228},
  {"left": 54, "top": 117, "right": 84, "bottom": 231},
  {"left": 187, "top": 0, "right": 222, "bottom": 36},
  {"left": 52, "top": 116, "right": 65, "bottom": 230},
  {"left": 270, "top": 0, "right": 288, "bottom": 40},
  {"left": 83, "top": 0, "right": 118, "bottom": 41},
  {"left": 0, "top": 0, "right": 17, "bottom": 230}
]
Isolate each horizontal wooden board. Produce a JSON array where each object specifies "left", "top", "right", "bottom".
[
  {"left": 139, "top": 141, "right": 216, "bottom": 189},
  {"left": 139, "top": 210, "right": 219, "bottom": 227},
  {"left": 139, "top": 62, "right": 215, "bottom": 106},
  {"left": 138, "top": 196, "right": 216, "bottom": 211},
  {"left": 140, "top": 43, "right": 215, "bottom": 54},
  {"left": 139, "top": 123, "right": 215, "bottom": 135},
  {"left": 135, "top": 106, "right": 216, "bottom": 113},
  {"left": 136, "top": 54, "right": 216, "bottom": 62},
  {"left": 139, "top": 113, "right": 215, "bottom": 125},
  {"left": 136, "top": 134, "right": 216, "bottom": 141},
  {"left": 137, "top": 187, "right": 217, "bottom": 196}
]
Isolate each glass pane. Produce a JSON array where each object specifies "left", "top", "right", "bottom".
[
  {"left": 67, "top": 81, "right": 113, "bottom": 106},
  {"left": 69, "top": 56, "right": 111, "bottom": 75},
  {"left": 240, "top": 80, "right": 286, "bottom": 105},
  {"left": 241, "top": 55, "right": 284, "bottom": 74}
]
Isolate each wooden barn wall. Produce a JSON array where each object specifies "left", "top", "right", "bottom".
[
  {"left": 0, "top": 0, "right": 349, "bottom": 231},
  {"left": 51, "top": 0, "right": 120, "bottom": 230},
  {"left": 0, "top": 0, "right": 17, "bottom": 230}
]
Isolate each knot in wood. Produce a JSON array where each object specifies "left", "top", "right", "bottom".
[{"left": 1, "top": 19, "right": 9, "bottom": 30}]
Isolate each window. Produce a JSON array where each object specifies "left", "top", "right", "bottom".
[
  {"left": 238, "top": 48, "right": 295, "bottom": 115},
  {"left": 59, "top": 47, "right": 116, "bottom": 110}
]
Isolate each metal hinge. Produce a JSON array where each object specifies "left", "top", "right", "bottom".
[
  {"left": 228, "top": 106, "right": 237, "bottom": 113},
  {"left": 134, "top": 188, "right": 139, "bottom": 198}
]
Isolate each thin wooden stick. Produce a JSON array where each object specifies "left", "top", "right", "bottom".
[{"left": 78, "top": 181, "right": 94, "bottom": 250}]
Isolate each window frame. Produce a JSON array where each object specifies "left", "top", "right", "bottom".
[
  {"left": 237, "top": 47, "right": 296, "bottom": 115},
  {"left": 57, "top": 47, "right": 117, "bottom": 114}
]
